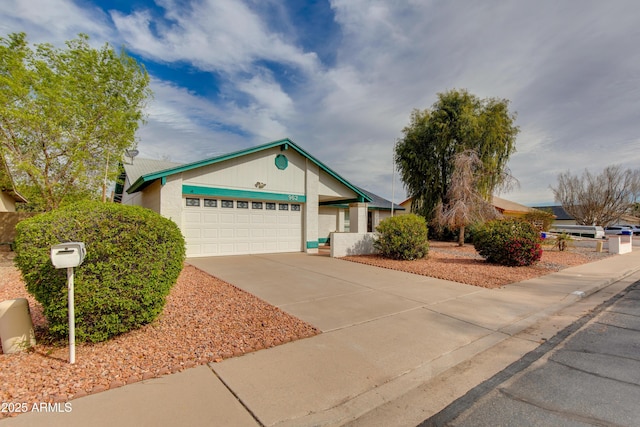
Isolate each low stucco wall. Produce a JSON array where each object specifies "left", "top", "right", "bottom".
[
  {"left": 608, "top": 235, "right": 633, "bottom": 254},
  {"left": 330, "top": 232, "right": 377, "bottom": 257}
]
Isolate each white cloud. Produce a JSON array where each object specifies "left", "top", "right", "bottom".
[
  {"left": 111, "top": 0, "right": 319, "bottom": 74},
  {"left": 2, "top": 0, "right": 640, "bottom": 206},
  {"left": 0, "top": 0, "right": 113, "bottom": 44}
]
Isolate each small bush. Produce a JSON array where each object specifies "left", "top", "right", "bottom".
[
  {"left": 14, "top": 201, "right": 185, "bottom": 342},
  {"left": 473, "top": 219, "right": 542, "bottom": 266},
  {"left": 553, "top": 233, "right": 573, "bottom": 251},
  {"left": 522, "top": 209, "right": 555, "bottom": 232},
  {"left": 374, "top": 214, "right": 429, "bottom": 260}
]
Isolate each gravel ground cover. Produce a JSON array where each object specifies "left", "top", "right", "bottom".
[
  {"left": 0, "top": 241, "right": 612, "bottom": 417},
  {"left": 0, "top": 260, "right": 318, "bottom": 418},
  {"left": 343, "top": 240, "right": 613, "bottom": 288}
]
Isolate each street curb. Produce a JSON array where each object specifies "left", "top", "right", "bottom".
[{"left": 419, "top": 277, "right": 640, "bottom": 427}]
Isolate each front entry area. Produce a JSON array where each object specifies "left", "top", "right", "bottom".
[{"left": 182, "top": 196, "right": 303, "bottom": 257}]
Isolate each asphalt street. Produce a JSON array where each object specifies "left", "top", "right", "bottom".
[{"left": 421, "top": 280, "right": 640, "bottom": 427}]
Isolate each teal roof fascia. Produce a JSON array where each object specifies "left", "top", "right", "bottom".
[{"left": 127, "top": 138, "right": 372, "bottom": 203}]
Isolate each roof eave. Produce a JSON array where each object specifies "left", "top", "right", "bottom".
[{"left": 127, "top": 138, "right": 372, "bottom": 203}]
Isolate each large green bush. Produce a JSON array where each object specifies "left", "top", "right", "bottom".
[
  {"left": 374, "top": 214, "right": 429, "bottom": 260},
  {"left": 14, "top": 201, "right": 185, "bottom": 342},
  {"left": 473, "top": 218, "right": 542, "bottom": 266}
]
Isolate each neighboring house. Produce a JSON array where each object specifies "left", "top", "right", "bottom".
[
  {"left": 0, "top": 157, "right": 27, "bottom": 212},
  {"left": 116, "top": 138, "right": 401, "bottom": 257},
  {"left": 491, "top": 196, "right": 540, "bottom": 219},
  {"left": 399, "top": 195, "right": 538, "bottom": 219},
  {"left": 534, "top": 205, "right": 640, "bottom": 227},
  {"left": 533, "top": 205, "right": 574, "bottom": 225}
]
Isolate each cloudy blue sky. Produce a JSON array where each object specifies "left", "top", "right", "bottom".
[{"left": 1, "top": 0, "right": 639, "bottom": 206}]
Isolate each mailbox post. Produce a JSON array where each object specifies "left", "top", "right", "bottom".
[{"left": 50, "top": 242, "right": 86, "bottom": 364}]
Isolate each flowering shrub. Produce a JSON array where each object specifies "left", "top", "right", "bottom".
[
  {"left": 473, "top": 219, "right": 542, "bottom": 266},
  {"left": 374, "top": 214, "right": 429, "bottom": 260}
]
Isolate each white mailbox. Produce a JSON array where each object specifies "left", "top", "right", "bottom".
[{"left": 51, "top": 242, "right": 86, "bottom": 269}]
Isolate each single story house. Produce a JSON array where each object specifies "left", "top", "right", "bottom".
[
  {"left": 116, "top": 138, "right": 402, "bottom": 257},
  {"left": 399, "top": 195, "right": 539, "bottom": 219},
  {"left": 0, "top": 157, "right": 27, "bottom": 212},
  {"left": 533, "top": 205, "right": 640, "bottom": 227}
]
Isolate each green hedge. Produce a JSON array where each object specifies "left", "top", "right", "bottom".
[
  {"left": 14, "top": 201, "right": 185, "bottom": 342},
  {"left": 374, "top": 214, "right": 429, "bottom": 260},
  {"left": 473, "top": 218, "right": 542, "bottom": 266}
]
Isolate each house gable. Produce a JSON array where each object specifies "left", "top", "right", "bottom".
[{"left": 127, "top": 138, "right": 372, "bottom": 204}]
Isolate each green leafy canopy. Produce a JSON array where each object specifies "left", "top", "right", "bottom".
[
  {"left": 0, "top": 32, "right": 152, "bottom": 211},
  {"left": 396, "top": 89, "right": 519, "bottom": 222}
]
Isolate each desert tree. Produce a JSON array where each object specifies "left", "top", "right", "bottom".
[
  {"left": 434, "top": 149, "right": 502, "bottom": 246},
  {"left": 395, "top": 89, "right": 519, "bottom": 223},
  {"left": 551, "top": 165, "right": 640, "bottom": 226},
  {"left": 0, "top": 32, "right": 152, "bottom": 211}
]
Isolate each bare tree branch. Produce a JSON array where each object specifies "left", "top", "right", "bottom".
[{"left": 551, "top": 165, "right": 640, "bottom": 226}]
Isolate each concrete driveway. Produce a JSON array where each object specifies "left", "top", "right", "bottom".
[
  {"left": 187, "top": 252, "right": 485, "bottom": 332},
  {"left": 185, "top": 252, "right": 600, "bottom": 426}
]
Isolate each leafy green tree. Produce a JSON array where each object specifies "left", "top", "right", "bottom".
[
  {"left": 396, "top": 89, "right": 519, "bottom": 222},
  {"left": 522, "top": 208, "right": 555, "bottom": 231},
  {"left": 0, "top": 32, "right": 152, "bottom": 211}
]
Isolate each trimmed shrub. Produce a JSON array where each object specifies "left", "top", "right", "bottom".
[
  {"left": 374, "top": 214, "right": 429, "bottom": 260},
  {"left": 473, "top": 219, "right": 542, "bottom": 266},
  {"left": 14, "top": 201, "right": 185, "bottom": 342}
]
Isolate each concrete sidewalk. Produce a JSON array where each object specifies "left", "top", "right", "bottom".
[{"left": 4, "top": 250, "right": 640, "bottom": 427}]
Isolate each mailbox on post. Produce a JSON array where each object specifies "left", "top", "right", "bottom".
[
  {"left": 50, "top": 242, "right": 86, "bottom": 364},
  {"left": 51, "top": 242, "right": 86, "bottom": 269}
]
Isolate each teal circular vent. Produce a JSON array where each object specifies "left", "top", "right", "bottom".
[{"left": 275, "top": 154, "right": 288, "bottom": 170}]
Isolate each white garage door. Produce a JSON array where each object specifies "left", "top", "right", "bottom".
[{"left": 182, "top": 197, "right": 303, "bottom": 257}]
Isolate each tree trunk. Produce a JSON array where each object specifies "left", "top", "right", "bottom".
[{"left": 458, "top": 225, "right": 465, "bottom": 246}]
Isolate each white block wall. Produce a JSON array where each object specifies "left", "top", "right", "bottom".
[{"left": 330, "top": 232, "right": 377, "bottom": 257}]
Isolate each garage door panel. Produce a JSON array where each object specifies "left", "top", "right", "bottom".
[
  {"left": 220, "top": 228, "right": 234, "bottom": 238},
  {"left": 202, "top": 228, "right": 218, "bottom": 238},
  {"left": 183, "top": 197, "right": 302, "bottom": 257},
  {"left": 202, "top": 213, "right": 219, "bottom": 224},
  {"left": 183, "top": 228, "right": 202, "bottom": 238},
  {"left": 220, "top": 213, "right": 235, "bottom": 223}
]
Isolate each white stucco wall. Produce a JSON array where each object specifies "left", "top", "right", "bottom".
[
  {"left": 140, "top": 180, "right": 162, "bottom": 212},
  {"left": 319, "top": 207, "right": 339, "bottom": 242},
  {"left": 608, "top": 235, "right": 633, "bottom": 254},
  {"left": 159, "top": 174, "right": 183, "bottom": 225},
  {"left": 330, "top": 232, "right": 377, "bottom": 257},
  {"left": 318, "top": 170, "right": 358, "bottom": 200},
  {"left": 182, "top": 147, "right": 306, "bottom": 197},
  {"left": 305, "top": 160, "right": 319, "bottom": 252},
  {"left": 0, "top": 192, "right": 16, "bottom": 212},
  {"left": 349, "top": 203, "right": 368, "bottom": 233}
]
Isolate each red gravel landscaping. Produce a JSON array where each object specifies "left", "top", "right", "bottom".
[
  {"left": 343, "top": 240, "right": 613, "bottom": 289},
  {"left": 0, "top": 262, "right": 319, "bottom": 418}
]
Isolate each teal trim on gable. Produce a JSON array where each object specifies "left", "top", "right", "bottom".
[
  {"left": 318, "top": 237, "right": 329, "bottom": 244},
  {"left": 319, "top": 199, "right": 361, "bottom": 206},
  {"left": 306, "top": 241, "right": 319, "bottom": 249},
  {"left": 127, "top": 138, "right": 372, "bottom": 204},
  {"left": 161, "top": 176, "right": 166, "bottom": 186},
  {"left": 183, "top": 185, "right": 306, "bottom": 202}
]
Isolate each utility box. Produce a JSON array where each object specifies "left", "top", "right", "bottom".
[
  {"left": 51, "top": 242, "right": 86, "bottom": 269},
  {"left": 0, "top": 298, "right": 36, "bottom": 353}
]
